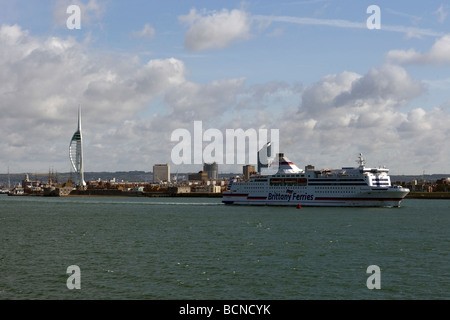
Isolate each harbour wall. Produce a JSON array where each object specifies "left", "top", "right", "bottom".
[{"left": 67, "top": 190, "right": 222, "bottom": 198}]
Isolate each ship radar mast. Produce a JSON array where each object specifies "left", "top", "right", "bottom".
[
  {"left": 69, "top": 105, "right": 86, "bottom": 189},
  {"left": 357, "top": 153, "right": 366, "bottom": 167}
]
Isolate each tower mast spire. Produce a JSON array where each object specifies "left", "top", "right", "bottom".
[
  {"left": 69, "top": 105, "right": 86, "bottom": 189},
  {"left": 78, "top": 104, "right": 81, "bottom": 131}
]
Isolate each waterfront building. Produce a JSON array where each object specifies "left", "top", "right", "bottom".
[
  {"left": 243, "top": 165, "right": 256, "bottom": 180},
  {"left": 203, "top": 162, "right": 218, "bottom": 180},
  {"left": 188, "top": 171, "right": 208, "bottom": 182},
  {"left": 153, "top": 164, "right": 170, "bottom": 183}
]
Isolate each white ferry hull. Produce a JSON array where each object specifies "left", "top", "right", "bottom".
[
  {"left": 222, "top": 190, "right": 409, "bottom": 207},
  {"left": 222, "top": 153, "right": 410, "bottom": 208}
]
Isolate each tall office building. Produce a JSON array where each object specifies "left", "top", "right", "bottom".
[
  {"left": 203, "top": 162, "right": 218, "bottom": 180},
  {"left": 153, "top": 164, "right": 170, "bottom": 183},
  {"left": 243, "top": 165, "right": 255, "bottom": 180},
  {"left": 69, "top": 106, "right": 86, "bottom": 188}
]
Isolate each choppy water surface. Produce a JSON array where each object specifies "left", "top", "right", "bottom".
[{"left": 0, "top": 195, "right": 449, "bottom": 299}]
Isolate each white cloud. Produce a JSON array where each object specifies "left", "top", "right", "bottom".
[
  {"left": 272, "top": 63, "right": 448, "bottom": 174},
  {"left": 333, "top": 64, "right": 424, "bottom": 109},
  {"left": 177, "top": 7, "right": 444, "bottom": 52},
  {"left": 0, "top": 24, "right": 190, "bottom": 172},
  {"left": 434, "top": 4, "right": 449, "bottom": 23},
  {"left": 300, "top": 71, "right": 361, "bottom": 116},
  {"left": 0, "top": 23, "right": 28, "bottom": 45},
  {"left": 164, "top": 78, "right": 246, "bottom": 121},
  {"left": 179, "top": 8, "right": 251, "bottom": 51},
  {"left": 130, "top": 24, "right": 156, "bottom": 40},
  {"left": 386, "top": 34, "right": 450, "bottom": 65}
]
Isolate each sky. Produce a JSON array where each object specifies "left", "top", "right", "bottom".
[{"left": 0, "top": 0, "right": 449, "bottom": 175}]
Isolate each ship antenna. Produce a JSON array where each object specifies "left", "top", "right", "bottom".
[{"left": 358, "top": 153, "right": 365, "bottom": 167}]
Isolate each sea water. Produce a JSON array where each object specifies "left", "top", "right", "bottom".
[{"left": 0, "top": 195, "right": 448, "bottom": 300}]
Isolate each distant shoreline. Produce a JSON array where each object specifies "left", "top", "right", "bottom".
[{"left": 405, "top": 192, "right": 450, "bottom": 199}]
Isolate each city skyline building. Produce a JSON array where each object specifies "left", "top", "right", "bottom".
[
  {"left": 153, "top": 163, "right": 170, "bottom": 183},
  {"left": 203, "top": 162, "right": 218, "bottom": 180},
  {"left": 243, "top": 165, "right": 256, "bottom": 180},
  {"left": 69, "top": 105, "right": 86, "bottom": 188}
]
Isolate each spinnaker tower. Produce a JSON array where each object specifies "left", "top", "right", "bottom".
[{"left": 69, "top": 105, "right": 86, "bottom": 188}]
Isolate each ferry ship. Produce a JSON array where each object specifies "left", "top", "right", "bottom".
[{"left": 222, "top": 153, "right": 410, "bottom": 207}]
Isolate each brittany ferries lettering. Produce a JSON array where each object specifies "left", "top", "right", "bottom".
[
  {"left": 267, "top": 192, "right": 314, "bottom": 202},
  {"left": 222, "top": 153, "right": 410, "bottom": 207}
]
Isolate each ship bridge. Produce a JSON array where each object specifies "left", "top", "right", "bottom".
[{"left": 357, "top": 153, "right": 392, "bottom": 187}]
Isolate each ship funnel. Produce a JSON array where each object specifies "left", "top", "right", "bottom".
[{"left": 276, "top": 153, "right": 303, "bottom": 174}]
